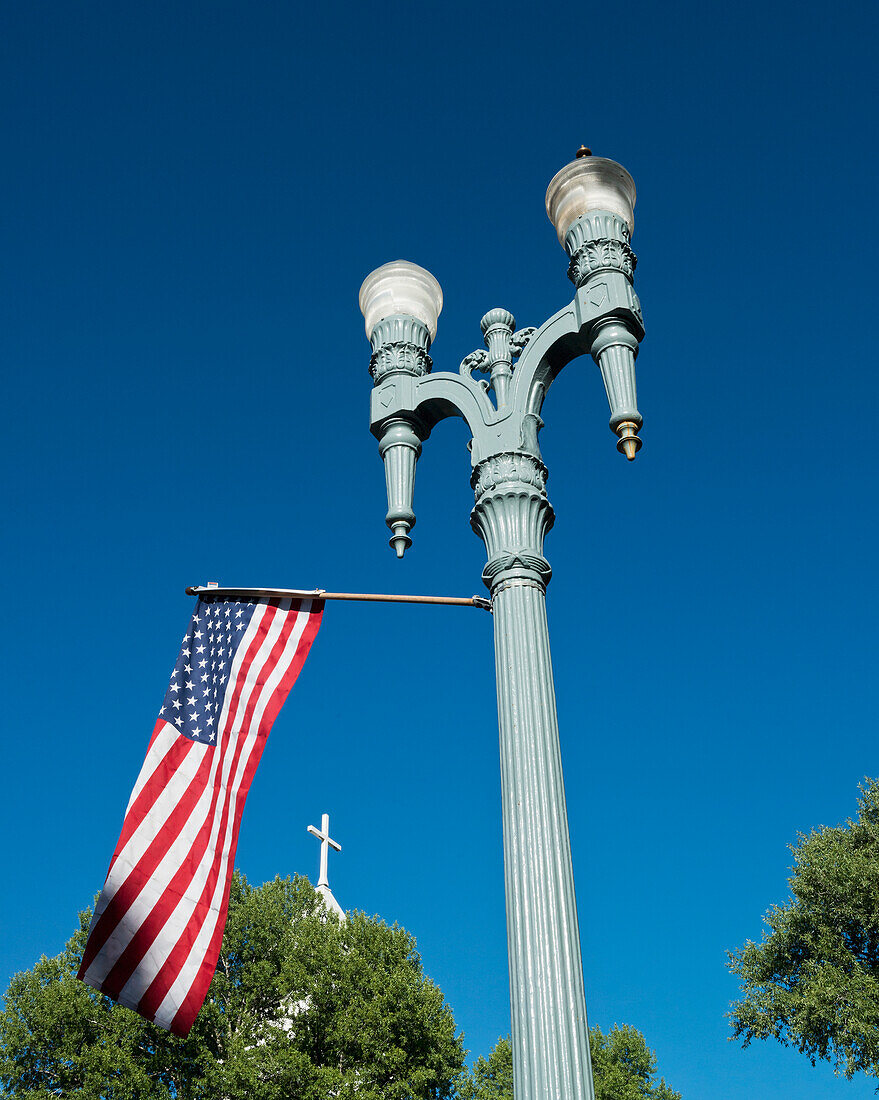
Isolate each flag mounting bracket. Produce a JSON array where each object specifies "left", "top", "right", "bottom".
[{"left": 185, "top": 585, "right": 493, "bottom": 613}]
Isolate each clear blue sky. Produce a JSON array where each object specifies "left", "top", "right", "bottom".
[{"left": 3, "top": 2, "right": 878, "bottom": 1096}]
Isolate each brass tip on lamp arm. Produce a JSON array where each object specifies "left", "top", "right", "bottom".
[{"left": 615, "top": 421, "right": 642, "bottom": 461}]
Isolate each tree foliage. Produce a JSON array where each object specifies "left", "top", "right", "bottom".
[
  {"left": 456, "top": 1026, "right": 680, "bottom": 1100},
  {"left": 0, "top": 872, "right": 464, "bottom": 1099},
  {"left": 728, "top": 779, "right": 879, "bottom": 1082},
  {"left": 589, "top": 1026, "right": 681, "bottom": 1100},
  {"left": 456, "top": 1036, "right": 511, "bottom": 1100}
]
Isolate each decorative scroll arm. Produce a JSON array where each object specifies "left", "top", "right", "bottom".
[
  {"left": 509, "top": 326, "right": 537, "bottom": 357},
  {"left": 459, "top": 349, "right": 488, "bottom": 378}
]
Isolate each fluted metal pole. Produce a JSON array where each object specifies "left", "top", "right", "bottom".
[{"left": 471, "top": 452, "right": 595, "bottom": 1100}]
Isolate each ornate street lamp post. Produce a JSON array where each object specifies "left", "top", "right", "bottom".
[{"left": 358, "top": 149, "right": 644, "bottom": 1100}]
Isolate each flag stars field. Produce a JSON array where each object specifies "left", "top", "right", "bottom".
[{"left": 158, "top": 602, "right": 256, "bottom": 748}]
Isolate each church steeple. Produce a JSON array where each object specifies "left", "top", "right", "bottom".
[{"left": 307, "top": 813, "right": 345, "bottom": 921}]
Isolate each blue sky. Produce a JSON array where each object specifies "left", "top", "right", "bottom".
[{"left": 3, "top": 1, "right": 879, "bottom": 1096}]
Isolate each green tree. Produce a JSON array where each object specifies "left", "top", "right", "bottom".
[
  {"left": 456, "top": 1036, "right": 511, "bottom": 1100},
  {"left": 590, "top": 1026, "right": 681, "bottom": 1100},
  {"left": 728, "top": 779, "right": 879, "bottom": 1083},
  {"left": 456, "top": 1026, "right": 681, "bottom": 1100},
  {"left": 0, "top": 872, "right": 464, "bottom": 1100}
]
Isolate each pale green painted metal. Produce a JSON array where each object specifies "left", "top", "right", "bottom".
[{"left": 364, "top": 210, "right": 644, "bottom": 1100}]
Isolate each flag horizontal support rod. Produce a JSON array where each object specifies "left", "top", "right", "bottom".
[{"left": 185, "top": 585, "right": 492, "bottom": 612}]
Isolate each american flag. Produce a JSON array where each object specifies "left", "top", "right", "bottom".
[{"left": 78, "top": 593, "right": 323, "bottom": 1036}]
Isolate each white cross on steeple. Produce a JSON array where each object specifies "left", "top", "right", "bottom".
[{"left": 307, "top": 813, "right": 341, "bottom": 889}]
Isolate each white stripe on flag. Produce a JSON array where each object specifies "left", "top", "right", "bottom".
[{"left": 124, "top": 723, "right": 181, "bottom": 814}]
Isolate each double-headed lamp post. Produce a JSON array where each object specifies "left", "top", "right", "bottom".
[{"left": 358, "top": 148, "right": 644, "bottom": 1100}]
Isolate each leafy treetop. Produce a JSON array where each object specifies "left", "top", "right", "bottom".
[
  {"left": 457, "top": 1026, "right": 681, "bottom": 1100},
  {"left": 728, "top": 778, "right": 879, "bottom": 1083}
]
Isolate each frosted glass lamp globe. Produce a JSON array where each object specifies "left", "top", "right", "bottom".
[
  {"left": 359, "top": 261, "right": 443, "bottom": 342},
  {"left": 545, "top": 156, "right": 636, "bottom": 245}
]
